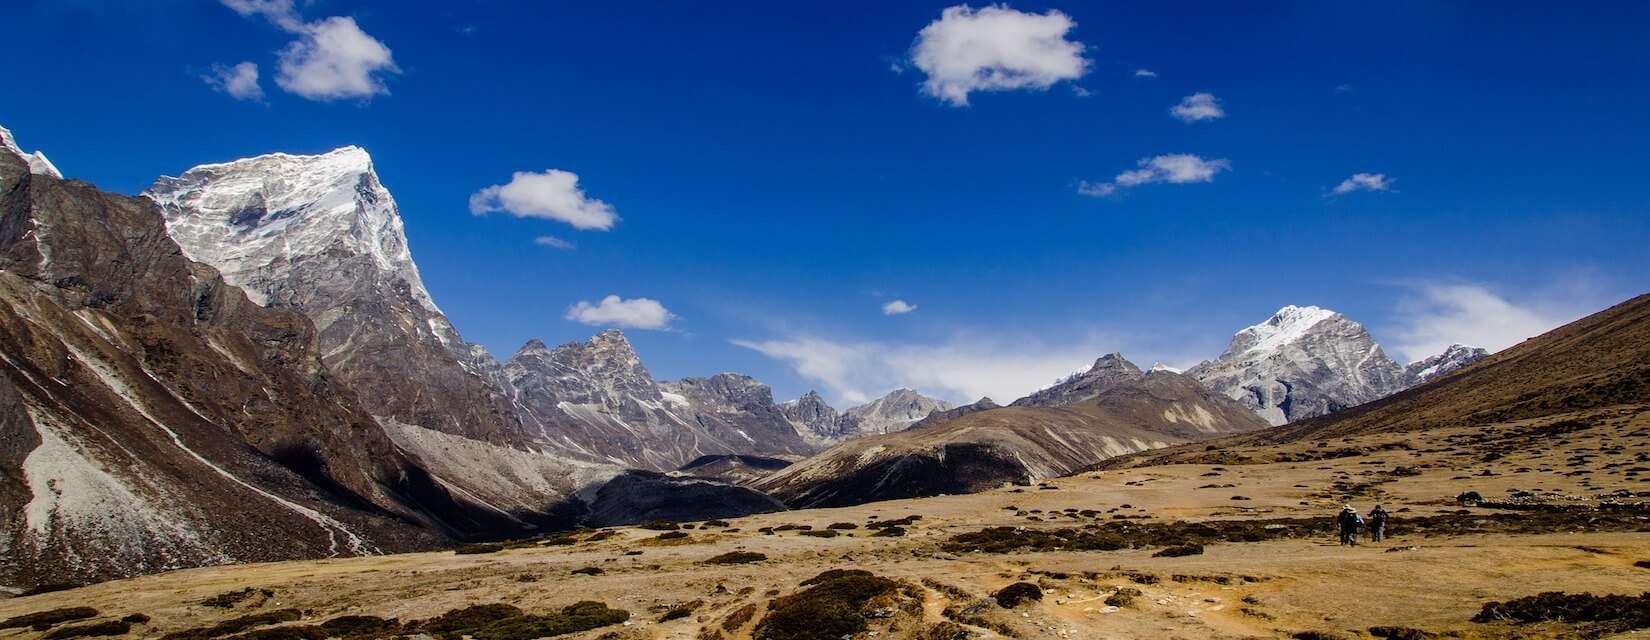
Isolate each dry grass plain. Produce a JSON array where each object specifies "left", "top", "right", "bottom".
[{"left": 3, "top": 405, "right": 1648, "bottom": 639}]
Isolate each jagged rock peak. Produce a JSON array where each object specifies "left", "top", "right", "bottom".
[
  {"left": 1090, "top": 352, "right": 1141, "bottom": 372},
  {"left": 0, "top": 124, "right": 63, "bottom": 178},
  {"left": 1405, "top": 344, "right": 1489, "bottom": 385}
]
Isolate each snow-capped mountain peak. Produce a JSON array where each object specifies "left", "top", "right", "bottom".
[
  {"left": 1190, "top": 305, "right": 1407, "bottom": 425},
  {"left": 1228, "top": 304, "right": 1340, "bottom": 358},
  {"left": 0, "top": 124, "right": 63, "bottom": 178},
  {"left": 145, "top": 146, "right": 436, "bottom": 314}
]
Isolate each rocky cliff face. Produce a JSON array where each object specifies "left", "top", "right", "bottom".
[
  {"left": 144, "top": 148, "right": 520, "bottom": 444},
  {"left": 504, "top": 332, "right": 816, "bottom": 471},
  {"left": 779, "top": 391, "right": 847, "bottom": 443},
  {"left": 842, "top": 388, "right": 952, "bottom": 435},
  {"left": 1188, "top": 306, "right": 1410, "bottom": 425}
]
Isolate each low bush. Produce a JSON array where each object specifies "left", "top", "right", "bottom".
[
  {"left": 1, "top": 607, "right": 99, "bottom": 631},
  {"left": 704, "top": 551, "right": 767, "bottom": 565},
  {"left": 993, "top": 582, "right": 1042, "bottom": 608}
]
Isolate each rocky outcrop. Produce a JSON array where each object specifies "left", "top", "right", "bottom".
[
  {"left": 144, "top": 148, "right": 520, "bottom": 444},
  {"left": 1188, "top": 306, "right": 1409, "bottom": 425}
]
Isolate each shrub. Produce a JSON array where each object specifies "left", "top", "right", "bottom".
[
  {"left": 1, "top": 608, "right": 99, "bottom": 631},
  {"left": 801, "top": 530, "right": 840, "bottom": 538},
  {"left": 640, "top": 521, "right": 680, "bottom": 531},
  {"left": 43, "top": 621, "right": 132, "bottom": 639},
  {"left": 1153, "top": 544, "right": 1204, "bottom": 558},
  {"left": 320, "top": 615, "right": 401, "bottom": 637},
  {"left": 571, "top": 567, "right": 604, "bottom": 576},
  {"left": 993, "top": 582, "right": 1043, "bottom": 608},
  {"left": 826, "top": 522, "right": 859, "bottom": 530},
  {"left": 754, "top": 571, "right": 900, "bottom": 640},
  {"left": 704, "top": 551, "right": 767, "bottom": 565},
  {"left": 202, "top": 588, "right": 272, "bottom": 608},
  {"left": 871, "top": 526, "right": 906, "bottom": 537},
  {"left": 656, "top": 531, "right": 689, "bottom": 541},
  {"left": 161, "top": 609, "right": 302, "bottom": 640},
  {"left": 455, "top": 542, "right": 505, "bottom": 555}
]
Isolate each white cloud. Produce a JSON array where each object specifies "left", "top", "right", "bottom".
[
  {"left": 1170, "top": 92, "right": 1224, "bottom": 122},
  {"left": 469, "top": 169, "right": 619, "bottom": 231},
  {"left": 1331, "top": 172, "right": 1393, "bottom": 195},
  {"left": 1080, "top": 154, "right": 1230, "bottom": 197},
  {"left": 1388, "top": 282, "right": 1594, "bottom": 363},
  {"left": 219, "top": 0, "right": 398, "bottom": 102},
  {"left": 220, "top": 0, "right": 302, "bottom": 30},
  {"left": 1134, "top": 69, "right": 1157, "bottom": 78},
  {"left": 909, "top": 5, "right": 1090, "bottom": 107},
  {"left": 275, "top": 17, "right": 399, "bottom": 101},
  {"left": 733, "top": 333, "right": 1114, "bottom": 406},
  {"left": 882, "top": 300, "right": 917, "bottom": 315},
  {"left": 533, "top": 236, "right": 575, "bottom": 250},
  {"left": 566, "top": 295, "right": 675, "bottom": 330},
  {"left": 203, "top": 62, "right": 263, "bottom": 101}
]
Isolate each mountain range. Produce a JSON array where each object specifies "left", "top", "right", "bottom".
[{"left": 0, "top": 125, "right": 1510, "bottom": 589}]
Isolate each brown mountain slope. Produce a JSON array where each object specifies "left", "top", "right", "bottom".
[
  {"left": 1101, "top": 291, "right": 1650, "bottom": 468},
  {"left": 0, "top": 144, "right": 559, "bottom": 589},
  {"left": 752, "top": 371, "right": 1269, "bottom": 508}
]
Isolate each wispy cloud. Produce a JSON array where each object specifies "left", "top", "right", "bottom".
[
  {"left": 1134, "top": 69, "right": 1157, "bottom": 78},
  {"left": 1331, "top": 172, "right": 1393, "bottom": 195},
  {"left": 218, "top": 0, "right": 399, "bottom": 101},
  {"left": 1387, "top": 280, "right": 1604, "bottom": 362},
  {"left": 566, "top": 295, "right": 675, "bottom": 330},
  {"left": 732, "top": 332, "right": 1115, "bottom": 405},
  {"left": 1170, "top": 92, "right": 1224, "bottom": 122},
  {"left": 881, "top": 299, "right": 917, "bottom": 315},
  {"left": 533, "top": 236, "right": 576, "bottom": 250},
  {"left": 1080, "top": 154, "right": 1230, "bottom": 198},
  {"left": 202, "top": 61, "right": 263, "bottom": 101},
  {"left": 909, "top": 5, "right": 1090, "bottom": 107},
  {"left": 470, "top": 169, "right": 619, "bottom": 231}
]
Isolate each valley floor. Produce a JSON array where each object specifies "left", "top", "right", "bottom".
[{"left": 3, "top": 405, "right": 1648, "bottom": 639}]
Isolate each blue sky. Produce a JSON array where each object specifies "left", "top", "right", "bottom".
[{"left": 4, "top": 1, "right": 1648, "bottom": 406}]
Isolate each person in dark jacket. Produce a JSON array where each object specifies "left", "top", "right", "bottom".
[
  {"left": 1336, "top": 504, "right": 1363, "bottom": 546},
  {"left": 1367, "top": 505, "right": 1391, "bottom": 542}
]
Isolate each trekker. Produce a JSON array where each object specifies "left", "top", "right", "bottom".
[
  {"left": 1336, "top": 504, "right": 1363, "bottom": 546},
  {"left": 1367, "top": 505, "right": 1391, "bottom": 542}
]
